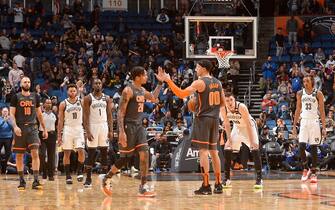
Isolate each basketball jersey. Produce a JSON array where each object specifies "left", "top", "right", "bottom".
[
  {"left": 11, "top": 92, "right": 40, "bottom": 124},
  {"left": 64, "top": 98, "right": 83, "bottom": 127},
  {"left": 195, "top": 77, "right": 222, "bottom": 118},
  {"left": 300, "top": 88, "right": 319, "bottom": 119},
  {"left": 89, "top": 93, "right": 107, "bottom": 124},
  {"left": 226, "top": 102, "right": 254, "bottom": 128},
  {"left": 124, "top": 84, "right": 145, "bottom": 123}
]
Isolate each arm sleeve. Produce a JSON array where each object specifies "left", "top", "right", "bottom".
[
  {"left": 10, "top": 94, "right": 17, "bottom": 107},
  {"left": 35, "top": 94, "right": 41, "bottom": 108}
]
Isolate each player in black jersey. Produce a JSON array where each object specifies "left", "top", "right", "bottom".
[
  {"left": 159, "top": 60, "right": 231, "bottom": 195},
  {"left": 100, "top": 66, "right": 164, "bottom": 197},
  {"left": 10, "top": 77, "right": 48, "bottom": 190}
]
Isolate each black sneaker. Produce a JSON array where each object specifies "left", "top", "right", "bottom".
[
  {"left": 32, "top": 180, "right": 43, "bottom": 190},
  {"left": 84, "top": 177, "right": 92, "bottom": 188},
  {"left": 66, "top": 176, "right": 73, "bottom": 184},
  {"left": 42, "top": 174, "right": 47, "bottom": 179},
  {"left": 17, "top": 179, "right": 26, "bottom": 191},
  {"left": 48, "top": 176, "right": 55, "bottom": 181},
  {"left": 194, "top": 184, "right": 212, "bottom": 195},
  {"left": 213, "top": 183, "right": 223, "bottom": 194}
]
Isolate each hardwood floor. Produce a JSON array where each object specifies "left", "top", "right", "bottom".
[{"left": 1, "top": 173, "right": 335, "bottom": 210}]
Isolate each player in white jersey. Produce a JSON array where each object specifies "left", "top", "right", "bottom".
[
  {"left": 292, "top": 75, "right": 326, "bottom": 183},
  {"left": 221, "top": 92, "right": 263, "bottom": 189},
  {"left": 57, "top": 84, "right": 85, "bottom": 184},
  {"left": 83, "top": 79, "right": 113, "bottom": 187}
]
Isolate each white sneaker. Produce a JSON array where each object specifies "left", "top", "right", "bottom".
[
  {"left": 301, "top": 169, "right": 311, "bottom": 182},
  {"left": 223, "top": 179, "right": 232, "bottom": 188}
]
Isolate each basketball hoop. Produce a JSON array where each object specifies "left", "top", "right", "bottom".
[{"left": 214, "top": 50, "right": 234, "bottom": 69}]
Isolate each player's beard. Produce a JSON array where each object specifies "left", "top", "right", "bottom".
[{"left": 21, "top": 86, "right": 30, "bottom": 92}]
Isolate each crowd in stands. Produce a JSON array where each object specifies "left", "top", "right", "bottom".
[{"left": 260, "top": 14, "right": 335, "bottom": 171}]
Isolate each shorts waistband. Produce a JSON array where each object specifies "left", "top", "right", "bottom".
[{"left": 18, "top": 123, "right": 36, "bottom": 126}]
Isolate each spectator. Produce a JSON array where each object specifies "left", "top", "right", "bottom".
[
  {"left": 228, "top": 59, "right": 240, "bottom": 95},
  {"left": 13, "top": 52, "right": 25, "bottom": 70},
  {"left": 273, "top": 118, "right": 288, "bottom": 144},
  {"left": 275, "top": 28, "right": 285, "bottom": 57},
  {"left": 326, "top": 55, "right": 335, "bottom": 69},
  {"left": 325, "top": 110, "right": 335, "bottom": 137},
  {"left": 91, "top": 4, "right": 100, "bottom": 25},
  {"left": 281, "top": 141, "right": 300, "bottom": 171},
  {"left": 73, "top": 0, "right": 84, "bottom": 20},
  {"left": 8, "top": 63, "right": 24, "bottom": 89},
  {"left": 287, "top": 0, "right": 299, "bottom": 15},
  {"left": 155, "top": 135, "right": 172, "bottom": 172},
  {"left": 259, "top": 125, "right": 275, "bottom": 146},
  {"left": 286, "top": 16, "right": 298, "bottom": 45},
  {"left": 266, "top": 106, "right": 277, "bottom": 121},
  {"left": 300, "top": 43, "right": 313, "bottom": 60},
  {"left": 290, "top": 68, "right": 302, "bottom": 93},
  {"left": 0, "top": 31, "right": 11, "bottom": 51},
  {"left": 303, "top": 20, "right": 312, "bottom": 43},
  {"left": 261, "top": 92, "right": 277, "bottom": 111},
  {"left": 0, "top": 53, "right": 11, "bottom": 78},
  {"left": 0, "top": 0, "right": 9, "bottom": 25},
  {"left": 262, "top": 56, "right": 277, "bottom": 89},
  {"left": 173, "top": 119, "right": 186, "bottom": 136},
  {"left": 314, "top": 48, "right": 326, "bottom": 64},
  {"left": 277, "top": 80, "right": 290, "bottom": 97},
  {"left": 156, "top": 9, "right": 169, "bottom": 24},
  {"left": 301, "top": 0, "right": 310, "bottom": 14},
  {"left": 310, "top": 0, "right": 322, "bottom": 14},
  {"left": 34, "top": 0, "right": 44, "bottom": 16},
  {"left": 0, "top": 107, "right": 12, "bottom": 174},
  {"left": 310, "top": 69, "right": 322, "bottom": 91},
  {"left": 13, "top": 3, "right": 24, "bottom": 28},
  {"left": 289, "top": 42, "right": 301, "bottom": 56},
  {"left": 277, "top": 105, "right": 291, "bottom": 120}
]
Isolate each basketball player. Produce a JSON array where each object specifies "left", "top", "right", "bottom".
[
  {"left": 57, "top": 84, "right": 85, "bottom": 184},
  {"left": 10, "top": 76, "right": 48, "bottom": 190},
  {"left": 222, "top": 92, "right": 263, "bottom": 189},
  {"left": 292, "top": 75, "right": 326, "bottom": 183},
  {"left": 159, "top": 60, "right": 231, "bottom": 195},
  {"left": 100, "top": 66, "right": 163, "bottom": 197},
  {"left": 83, "top": 79, "right": 113, "bottom": 187}
]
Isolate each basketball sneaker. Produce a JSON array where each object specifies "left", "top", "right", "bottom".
[
  {"left": 222, "top": 179, "right": 232, "bottom": 188},
  {"left": 100, "top": 174, "right": 113, "bottom": 197},
  {"left": 138, "top": 184, "right": 156, "bottom": 197},
  {"left": 66, "top": 176, "right": 73, "bottom": 184},
  {"left": 254, "top": 178, "right": 263, "bottom": 189},
  {"left": 84, "top": 177, "right": 92, "bottom": 188},
  {"left": 301, "top": 169, "right": 311, "bottom": 182},
  {"left": 17, "top": 179, "right": 26, "bottom": 191},
  {"left": 194, "top": 184, "right": 212, "bottom": 195},
  {"left": 310, "top": 174, "right": 318, "bottom": 184},
  {"left": 77, "top": 174, "right": 84, "bottom": 182},
  {"left": 213, "top": 183, "right": 223, "bottom": 194},
  {"left": 32, "top": 180, "right": 43, "bottom": 190}
]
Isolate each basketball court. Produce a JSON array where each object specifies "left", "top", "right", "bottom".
[{"left": 1, "top": 172, "right": 335, "bottom": 210}]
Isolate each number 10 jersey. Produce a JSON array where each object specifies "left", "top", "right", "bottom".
[
  {"left": 300, "top": 88, "right": 319, "bottom": 120},
  {"left": 64, "top": 98, "right": 83, "bottom": 127}
]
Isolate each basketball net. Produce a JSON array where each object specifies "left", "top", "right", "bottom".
[{"left": 214, "top": 50, "right": 234, "bottom": 69}]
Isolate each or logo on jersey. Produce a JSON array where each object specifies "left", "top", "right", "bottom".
[
  {"left": 315, "top": 138, "right": 320, "bottom": 143},
  {"left": 136, "top": 96, "right": 145, "bottom": 103},
  {"left": 19, "top": 100, "right": 34, "bottom": 107},
  {"left": 91, "top": 103, "right": 106, "bottom": 109},
  {"left": 227, "top": 113, "right": 242, "bottom": 124}
]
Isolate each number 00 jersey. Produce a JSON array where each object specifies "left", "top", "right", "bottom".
[
  {"left": 195, "top": 77, "right": 223, "bottom": 118},
  {"left": 64, "top": 98, "right": 83, "bottom": 127},
  {"left": 300, "top": 88, "right": 319, "bottom": 120},
  {"left": 89, "top": 93, "right": 107, "bottom": 124}
]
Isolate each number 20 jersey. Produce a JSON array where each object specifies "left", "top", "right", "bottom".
[
  {"left": 125, "top": 84, "right": 145, "bottom": 123},
  {"left": 64, "top": 98, "right": 83, "bottom": 127},
  {"left": 300, "top": 88, "right": 319, "bottom": 120}
]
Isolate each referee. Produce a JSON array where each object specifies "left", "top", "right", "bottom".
[{"left": 39, "top": 98, "right": 57, "bottom": 181}]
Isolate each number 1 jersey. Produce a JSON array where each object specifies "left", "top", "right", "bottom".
[
  {"left": 64, "top": 98, "right": 83, "bottom": 127},
  {"left": 89, "top": 93, "right": 107, "bottom": 124}
]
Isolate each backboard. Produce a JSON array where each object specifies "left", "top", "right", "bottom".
[{"left": 185, "top": 16, "right": 258, "bottom": 59}]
